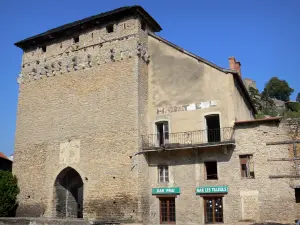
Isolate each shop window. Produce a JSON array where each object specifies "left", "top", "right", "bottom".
[
  {"left": 205, "top": 161, "right": 218, "bottom": 180},
  {"left": 295, "top": 188, "right": 300, "bottom": 203},
  {"left": 160, "top": 198, "right": 176, "bottom": 224},
  {"left": 205, "top": 114, "right": 221, "bottom": 142},
  {"left": 204, "top": 197, "right": 223, "bottom": 223},
  {"left": 156, "top": 121, "right": 169, "bottom": 146},
  {"left": 158, "top": 165, "right": 169, "bottom": 183},
  {"left": 239, "top": 155, "right": 255, "bottom": 178}
]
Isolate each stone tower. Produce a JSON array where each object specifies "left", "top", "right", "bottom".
[{"left": 14, "top": 6, "right": 161, "bottom": 222}]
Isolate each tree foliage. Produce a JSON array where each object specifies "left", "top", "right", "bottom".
[
  {"left": 0, "top": 171, "right": 19, "bottom": 217},
  {"left": 262, "top": 77, "right": 294, "bottom": 101},
  {"left": 248, "top": 87, "right": 262, "bottom": 111},
  {"left": 297, "top": 93, "right": 300, "bottom": 103}
]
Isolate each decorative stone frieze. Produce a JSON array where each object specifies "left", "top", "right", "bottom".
[{"left": 18, "top": 34, "right": 149, "bottom": 84}]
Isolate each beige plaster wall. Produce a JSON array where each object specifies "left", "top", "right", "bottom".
[{"left": 148, "top": 35, "right": 243, "bottom": 136}]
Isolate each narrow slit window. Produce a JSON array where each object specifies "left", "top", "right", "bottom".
[
  {"left": 158, "top": 165, "right": 169, "bottom": 183},
  {"left": 42, "top": 46, "right": 47, "bottom": 53},
  {"left": 205, "top": 161, "right": 218, "bottom": 180},
  {"left": 73, "top": 36, "right": 79, "bottom": 43},
  {"left": 295, "top": 188, "right": 300, "bottom": 203},
  {"left": 106, "top": 24, "right": 114, "bottom": 33},
  {"left": 160, "top": 198, "right": 176, "bottom": 224},
  {"left": 141, "top": 21, "right": 146, "bottom": 31},
  {"left": 239, "top": 155, "right": 255, "bottom": 178}
]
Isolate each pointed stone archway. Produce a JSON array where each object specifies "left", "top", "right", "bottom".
[{"left": 54, "top": 167, "right": 84, "bottom": 218}]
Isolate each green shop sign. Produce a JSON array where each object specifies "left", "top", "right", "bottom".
[
  {"left": 196, "top": 186, "right": 228, "bottom": 194},
  {"left": 152, "top": 187, "right": 181, "bottom": 195}
]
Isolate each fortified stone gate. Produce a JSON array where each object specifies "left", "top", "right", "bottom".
[{"left": 54, "top": 167, "right": 84, "bottom": 218}]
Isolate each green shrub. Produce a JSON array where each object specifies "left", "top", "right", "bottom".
[
  {"left": 286, "top": 102, "right": 300, "bottom": 112},
  {"left": 0, "top": 171, "right": 20, "bottom": 217}
]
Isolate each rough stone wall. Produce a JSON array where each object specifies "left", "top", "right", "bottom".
[
  {"left": 13, "top": 16, "right": 150, "bottom": 222},
  {"left": 146, "top": 122, "right": 298, "bottom": 224}
]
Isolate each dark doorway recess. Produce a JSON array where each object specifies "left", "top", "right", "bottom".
[
  {"left": 54, "top": 167, "right": 84, "bottom": 218},
  {"left": 205, "top": 115, "right": 221, "bottom": 142}
]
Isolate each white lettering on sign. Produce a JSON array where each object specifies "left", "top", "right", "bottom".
[
  {"left": 196, "top": 186, "right": 228, "bottom": 194},
  {"left": 157, "top": 101, "right": 218, "bottom": 115}
]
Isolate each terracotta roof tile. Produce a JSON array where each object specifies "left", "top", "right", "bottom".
[{"left": 0, "top": 152, "right": 9, "bottom": 160}]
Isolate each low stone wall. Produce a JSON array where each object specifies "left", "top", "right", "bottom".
[
  {"left": 0, "top": 218, "right": 295, "bottom": 225},
  {"left": 0, "top": 218, "right": 124, "bottom": 225}
]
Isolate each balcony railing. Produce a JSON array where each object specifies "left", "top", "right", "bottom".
[{"left": 141, "top": 127, "right": 234, "bottom": 150}]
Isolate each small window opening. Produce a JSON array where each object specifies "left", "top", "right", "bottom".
[
  {"left": 91, "top": 33, "right": 93, "bottom": 39},
  {"left": 60, "top": 43, "right": 62, "bottom": 48},
  {"left": 239, "top": 155, "right": 255, "bottom": 178},
  {"left": 158, "top": 165, "right": 169, "bottom": 183},
  {"left": 141, "top": 21, "right": 146, "bottom": 31},
  {"left": 73, "top": 36, "right": 79, "bottom": 43},
  {"left": 205, "top": 161, "right": 218, "bottom": 180},
  {"left": 106, "top": 24, "right": 114, "bottom": 33},
  {"left": 42, "top": 46, "right": 47, "bottom": 53},
  {"left": 156, "top": 121, "right": 169, "bottom": 146},
  {"left": 295, "top": 188, "right": 300, "bottom": 203},
  {"left": 204, "top": 197, "right": 223, "bottom": 223},
  {"left": 160, "top": 198, "right": 176, "bottom": 224},
  {"left": 205, "top": 114, "right": 221, "bottom": 142}
]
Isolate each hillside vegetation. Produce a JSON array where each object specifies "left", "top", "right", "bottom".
[{"left": 248, "top": 77, "right": 300, "bottom": 119}]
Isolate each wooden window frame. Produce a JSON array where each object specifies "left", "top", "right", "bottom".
[
  {"left": 158, "top": 165, "right": 169, "bottom": 183},
  {"left": 239, "top": 154, "right": 255, "bottom": 179},
  {"left": 156, "top": 121, "right": 169, "bottom": 146},
  {"left": 159, "top": 197, "right": 176, "bottom": 224},
  {"left": 202, "top": 196, "right": 224, "bottom": 224}
]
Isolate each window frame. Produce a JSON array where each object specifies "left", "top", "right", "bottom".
[
  {"left": 158, "top": 165, "right": 169, "bottom": 183},
  {"left": 204, "top": 161, "right": 218, "bottom": 180},
  {"left": 156, "top": 121, "right": 169, "bottom": 146},
  {"left": 239, "top": 154, "right": 255, "bottom": 179},
  {"left": 203, "top": 196, "right": 224, "bottom": 224},
  {"left": 159, "top": 197, "right": 176, "bottom": 224}
]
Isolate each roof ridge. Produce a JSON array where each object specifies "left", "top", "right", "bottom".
[{"left": 15, "top": 5, "right": 162, "bottom": 49}]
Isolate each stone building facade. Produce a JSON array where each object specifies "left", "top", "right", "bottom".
[{"left": 12, "top": 5, "right": 299, "bottom": 225}]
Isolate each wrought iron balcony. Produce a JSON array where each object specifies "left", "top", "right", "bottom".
[{"left": 141, "top": 127, "right": 234, "bottom": 151}]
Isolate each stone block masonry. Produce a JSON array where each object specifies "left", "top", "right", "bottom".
[{"left": 13, "top": 13, "right": 150, "bottom": 222}]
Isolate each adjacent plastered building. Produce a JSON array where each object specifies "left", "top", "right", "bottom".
[{"left": 12, "top": 5, "right": 300, "bottom": 225}]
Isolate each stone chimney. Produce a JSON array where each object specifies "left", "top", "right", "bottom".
[{"left": 228, "top": 56, "right": 242, "bottom": 77}]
